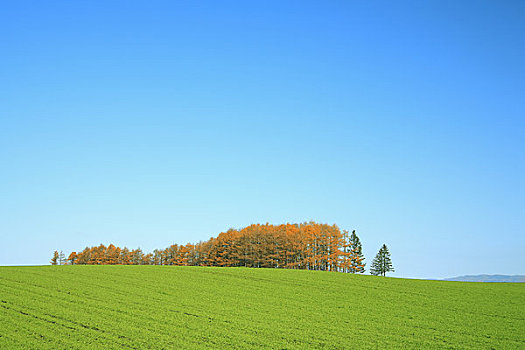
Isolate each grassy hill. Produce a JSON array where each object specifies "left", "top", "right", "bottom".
[{"left": 1, "top": 266, "right": 524, "bottom": 349}]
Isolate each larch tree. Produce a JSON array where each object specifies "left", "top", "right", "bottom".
[
  {"left": 50, "top": 250, "right": 59, "bottom": 265},
  {"left": 370, "top": 244, "right": 394, "bottom": 276},
  {"left": 68, "top": 252, "right": 78, "bottom": 265}
]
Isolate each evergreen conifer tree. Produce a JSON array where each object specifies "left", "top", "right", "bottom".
[
  {"left": 58, "top": 251, "right": 65, "bottom": 265},
  {"left": 349, "top": 230, "right": 365, "bottom": 273},
  {"left": 370, "top": 244, "right": 394, "bottom": 276}
]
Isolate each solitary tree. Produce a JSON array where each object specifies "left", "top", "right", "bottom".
[
  {"left": 50, "top": 250, "right": 59, "bottom": 265},
  {"left": 370, "top": 244, "right": 394, "bottom": 276}
]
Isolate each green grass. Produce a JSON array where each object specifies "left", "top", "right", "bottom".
[{"left": 1, "top": 266, "right": 524, "bottom": 349}]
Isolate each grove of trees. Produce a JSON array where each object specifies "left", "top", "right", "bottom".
[{"left": 52, "top": 222, "right": 393, "bottom": 275}]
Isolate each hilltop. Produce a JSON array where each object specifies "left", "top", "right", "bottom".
[{"left": 1, "top": 266, "right": 524, "bottom": 349}]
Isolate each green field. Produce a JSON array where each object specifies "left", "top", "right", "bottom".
[{"left": 1, "top": 266, "right": 524, "bottom": 349}]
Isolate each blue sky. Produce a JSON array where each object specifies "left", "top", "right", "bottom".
[{"left": 1, "top": 1, "right": 524, "bottom": 278}]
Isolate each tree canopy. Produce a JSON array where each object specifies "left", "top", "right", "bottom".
[{"left": 52, "top": 222, "right": 375, "bottom": 273}]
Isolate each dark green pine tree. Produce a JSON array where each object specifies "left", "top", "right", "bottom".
[
  {"left": 370, "top": 244, "right": 394, "bottom": 276},
  {"left": 349, "top": 230, "right": 365, "bottom": 273}
]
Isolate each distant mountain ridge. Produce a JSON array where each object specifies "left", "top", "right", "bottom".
[{"left": 444, "top": 274, "right": 525, "bottom": 283}]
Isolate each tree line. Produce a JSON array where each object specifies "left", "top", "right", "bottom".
[{"left": 51, "top": 222, "right": 394, "bottom": 275}]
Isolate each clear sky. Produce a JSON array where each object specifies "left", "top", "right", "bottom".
[{"left": 1, "top": 1, "right": 524, "bottom": 279}]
